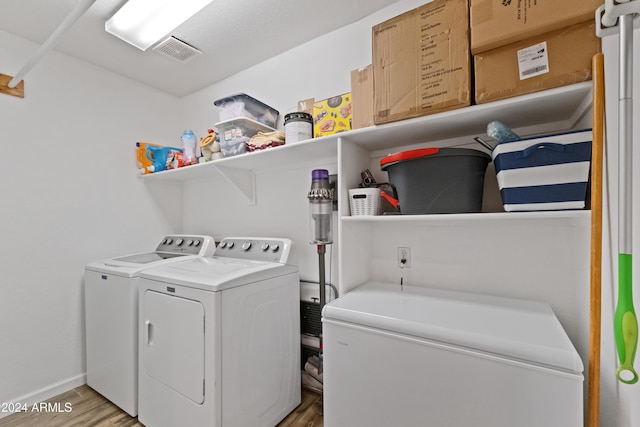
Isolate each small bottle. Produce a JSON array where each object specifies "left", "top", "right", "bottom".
[{"left": 181, "top": 130, "right": 197, "bottom": 164}]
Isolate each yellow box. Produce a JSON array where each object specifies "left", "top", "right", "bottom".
[{"left": 313, "top": 93, "right": 352, "bottom": 138}]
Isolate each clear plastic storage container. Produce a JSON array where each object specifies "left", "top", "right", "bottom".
[{"left": 214, "top": 93, "right": 279, "bottom": 128}]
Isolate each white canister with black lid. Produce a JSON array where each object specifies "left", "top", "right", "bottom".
[{"left": 284, "top": 112, "right": 313, "bottom": 143}]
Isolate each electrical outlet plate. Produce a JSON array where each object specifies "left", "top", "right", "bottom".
[{"left": 398, "top": 247, "right": 411, "bottom": 268}]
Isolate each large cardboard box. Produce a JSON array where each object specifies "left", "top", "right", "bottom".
[
  {"left": 474, "top": 21, "right": 600, "bottom": 104},
  {"left": 470, "top": 0, "right": 600, "bottom": 54},
  {"left": 372, "top": 0, "right": 470, "bottom": 125},
  {"left": 350, "top": 65, "right": 374, "bottom": 130}
]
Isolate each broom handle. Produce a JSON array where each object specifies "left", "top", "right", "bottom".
[{"left": 588, "top": 52, "right": 605, "bottom": 427}]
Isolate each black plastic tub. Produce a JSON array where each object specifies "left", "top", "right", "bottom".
[{"left": 380, "top": 147, "right": 491, "bottom": 214}]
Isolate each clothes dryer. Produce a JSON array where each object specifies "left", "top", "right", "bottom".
[
  {"left": 84, "top": 234, "right": 214, "bottom": 416},
  {"left": 137, "top": 237, "right": 300, "bottom": 427}
]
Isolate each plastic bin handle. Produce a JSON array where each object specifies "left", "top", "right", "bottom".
[{"left": 518, "top": 142, "right": 573, "bottom": 159}]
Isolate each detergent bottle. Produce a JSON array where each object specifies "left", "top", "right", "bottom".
[
  {"left": 136, "top": 142, "right": 161, "bottom": 174},
  {"left": 181, "top": 130, "right": 198, "bottom": 165},
  {"left": 145, "top": 146, "right": 183, "bottom": 173}
]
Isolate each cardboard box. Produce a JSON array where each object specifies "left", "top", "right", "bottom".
[
  {"left": 297, "top": 98, "right": 314, "bottom": 115},
  {"left": 313, "top": 93, "right": 352, "bottom": 137},
  {"left": 350, "top": 65, "right": 374, "bottom": 130},
  {"left": 474, "top": 21, "right": 600, "bottom": 104},
  {"left": 372, "top": 0, "right": 471, "bottom": 125},
  {"left": 470, "top": 0, "right": 601, "bottom": 54}
]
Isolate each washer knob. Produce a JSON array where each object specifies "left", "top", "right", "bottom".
[
  {"left": 227, "top": 241, "right": 235, "bottom": 249},
  {"left": 271, "top": 244, "right": 280, "bottom": 252},
  {"left": 242, "top": 241, "right": 252, "bottom": 251},
  {"left": 194, "top": 240, "right": 201, "bottom": 246},
  {"left": 176, "top": 238, "right": 184, "bottom": 246},
  {"left": 219, "top": 241, "right": 226, "bottom": 248},
  {"left": 187, "top": 240, "right": 194, "bottom": 246},
  {"left": 165, "top": 238, "right": 173, "bottom": 244},
  {"left": 261, "top": 243, "right": 270, "bottom": 251}
]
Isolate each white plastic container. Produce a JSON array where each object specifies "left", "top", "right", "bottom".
[
  {"left": 348, "top": 188, "right": 381, "bottom": 215},
  {"left": 214, "top": 93, "right": 279, "bottom": 128},
  {"left": 284, "top": 112, "right": 313, "bottom": 143}
]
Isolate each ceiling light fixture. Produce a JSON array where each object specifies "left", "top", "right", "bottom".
[{"left": 105, "top": 0, "right": 213, "bottom": 51}]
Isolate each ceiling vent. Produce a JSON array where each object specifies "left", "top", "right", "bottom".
[{"left": 153, "top": 36, "right": 202, "bottom": 62}]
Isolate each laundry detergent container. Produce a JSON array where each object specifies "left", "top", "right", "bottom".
[{"left": 380, "top": 147, "right": 491, "bottom": 214}]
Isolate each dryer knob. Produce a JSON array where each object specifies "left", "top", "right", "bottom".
[
  {"left": 194, "top": 240, "right": 201, "bottom": 246},
  {"left": 261, "top": 243, "right": 270, "bottom": 251},
  {"left": 271, "top": 244, "right": 280, "bottom": 252},
  {"left": 242, "top": 242, "right": 252, "bottom": 251},
  {"left": 227, "top": 242, "right": 235, "bottom": 249},
  {"left": 166, "top": 238, "right": 173, "bottom": 244},
  {"left": 176, "top": 239, "right": 184, "bottom": 246},
  {"left": 187, "top": 240, "right": 194, "bottom": 246},
  {"left": 219, "top": 242, "right": 226, "bottom": 248}
]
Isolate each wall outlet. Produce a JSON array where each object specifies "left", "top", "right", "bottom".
[{"left": 398, "top": 247, "right": 411, "bottom": 268}]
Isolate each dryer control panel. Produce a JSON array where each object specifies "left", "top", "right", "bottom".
[
  {"left": 155, "top": 235, "right": 215, "bottom": 256},
  {"left": 215, "top": 237, "right": 293, "bottom": 264}
]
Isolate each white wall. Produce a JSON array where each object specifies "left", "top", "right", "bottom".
[{"left": 0, "top": 30, "right": 183, "bottom": 409}]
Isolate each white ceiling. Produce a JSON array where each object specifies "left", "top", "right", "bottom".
[{"left": 0, "top": 0, "right": 401, "bottom": 96}]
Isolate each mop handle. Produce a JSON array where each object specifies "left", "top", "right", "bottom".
[{"left": 614, "top": 13, "right": 638, "bottom": 384}]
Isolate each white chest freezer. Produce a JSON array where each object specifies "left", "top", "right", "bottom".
[{"left": 321, "top": 281, "right": 584, "bottom": 427}]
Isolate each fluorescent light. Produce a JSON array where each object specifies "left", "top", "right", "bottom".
[{"left": 105, "top": 0, "right": 213, "bottom": 51}]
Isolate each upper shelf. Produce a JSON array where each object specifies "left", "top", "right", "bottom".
[{"left": 140, "top": 82, "right": 592, "bottom": 182}]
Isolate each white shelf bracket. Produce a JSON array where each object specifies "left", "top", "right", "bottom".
[{"left": 214, "top": 165, "right": 256, "bottom": 205}]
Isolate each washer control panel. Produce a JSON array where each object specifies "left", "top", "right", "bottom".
[
  {"left": 215, "top": 238, "right": 292, "bottom": 263},
  {"left": 155, "top": 235, "right": 215, "bottom": 256}
]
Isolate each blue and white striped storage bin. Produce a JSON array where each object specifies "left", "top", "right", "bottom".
[{"left": 492, "top": 129, "right": 592, "bottom": 212}]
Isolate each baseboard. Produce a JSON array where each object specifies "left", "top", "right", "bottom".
[{"left": 0, "top": 374, "right": 87, "bottom": 420}]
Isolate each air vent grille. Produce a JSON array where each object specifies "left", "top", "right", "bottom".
[{"left": 153, "top": 36, "right": 202, "bottom": 62}]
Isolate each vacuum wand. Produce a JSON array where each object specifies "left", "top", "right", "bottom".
[{"left": 318, "top": 244, "right": 327, "bottom": 310}]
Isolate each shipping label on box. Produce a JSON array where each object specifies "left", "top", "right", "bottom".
[
  {"left": 474, "top": 21, "right": 601, "bottom": 104},
  {"left": 313, "top": 93, "right": 352, "bottom": 137},
  {"left": 373, "top": 0, "right": 471, "bottom": 125},
  {"left": 470, "top": 0, "right": 601, "bottom": 54}
]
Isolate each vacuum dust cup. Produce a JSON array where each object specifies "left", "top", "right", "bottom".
[{"left": 308, "top": 169, "right": 333, "bottom": 244}]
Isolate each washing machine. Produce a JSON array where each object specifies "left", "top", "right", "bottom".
[
  {"left": 84, "top": 234, "right": 215, "bottom": 416},
  {"left": 322, "top": 281, "right": 584, "bottom": 427},
  {"left": 137, "top": 237, "right": 300, "bottom": 427}
]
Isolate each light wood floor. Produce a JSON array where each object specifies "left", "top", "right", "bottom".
[{"left": 0, "top": 385, "right": 323, "bottom": 427}]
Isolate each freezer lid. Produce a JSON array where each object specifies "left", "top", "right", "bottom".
[{"left": 322, "top": 281, "right": 583, "bottom": 374}]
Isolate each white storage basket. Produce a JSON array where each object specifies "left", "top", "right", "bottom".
[{"left": 349, "top": 188, "right": 382, "bottom": 216}]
